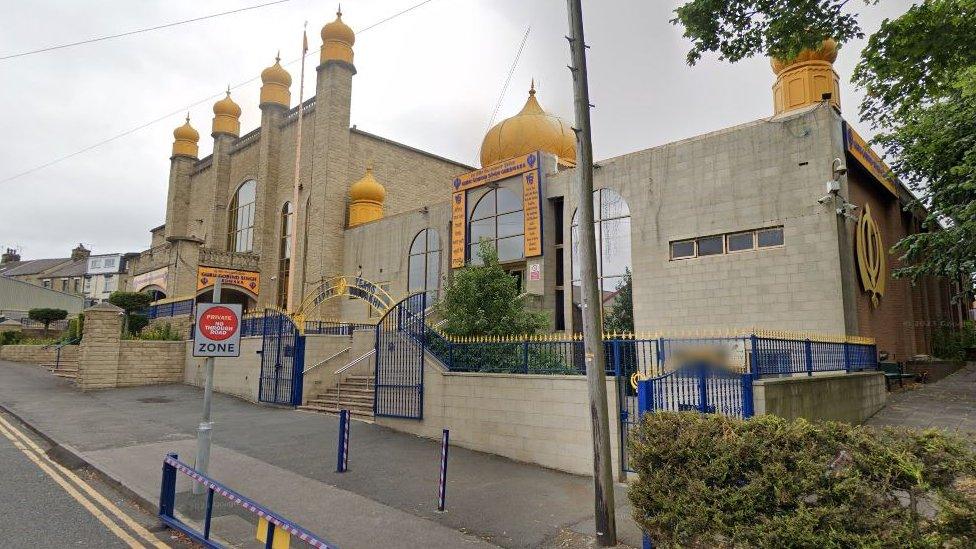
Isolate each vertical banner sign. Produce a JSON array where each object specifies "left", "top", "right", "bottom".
[
  {"left": 451, "top": 191, "right": 466, "bottom": 268},
  {"left": 522, "top": 171, "right": 542, "bottom": 257},
  {"left": 193, "top": 303, "right": 243, "bottom": 357}
]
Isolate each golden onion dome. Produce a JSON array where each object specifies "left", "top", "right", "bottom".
[
  {"left": 213, "top": 90, "right": 242, "bottom": 118},
  {"left": 260, "top": 54, "right": 292, "bottom": 107},
  {"left": 480, "top": 82, "right": 576, "bottom": 168},
  {"left": 349, "top": 167, "right": 386, "bottom": 203},
  {"left": 321, "top": 9, "right": 355, "bottom": 46},
  {"left": 771, "top": 38, "right": 838, "bottom": 74},
  {"left": 212, "top": 88, "right": 242, "bottom": 137},
  {"left": 172, "top": 114, "right": 199, "bottom": 158}
]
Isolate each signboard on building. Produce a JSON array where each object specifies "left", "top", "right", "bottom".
[
  {"left": 193, "top": 303, "right": 242, "bottom": 357},
  {"left": 843, "top": 122, "right": 899, "bottom": 198},
  {"left": 450, "top": 152, "right": 543, "bottom": 268},
  {"left": 132, "top": 267, "right": 168, "bottom": 293},
  {"left": 197, "top": 266, "right": 260, "bottom": 296}
]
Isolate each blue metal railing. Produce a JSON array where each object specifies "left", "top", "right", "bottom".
[
  {"left": 159, "top": 453, "right": 337, "bottom": 548},
  {"left": 147, "top": 299, "right": 194, "bottom": 320}
]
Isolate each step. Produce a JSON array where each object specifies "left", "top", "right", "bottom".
[
  {"left": 344, "top": 375, "right": 375, "bottom": 383},
  {"left": 307, "top": 398, "right": 373, "bottom": 410},
  {"left": 322, "top": 386, "right": 374, "bottom": 397},
  {"left": 53, "top": 371, "right": 78, "bottom": 379},
  {"left": 315, "top": 391, "right": 374, "bottom": 402},
  {"left": 337, "top": 379, "right": 374, "bottom": 388}
]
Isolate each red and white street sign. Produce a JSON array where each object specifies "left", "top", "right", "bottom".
[{"left": 193, "top": 303, "right": 243, "bottom": 357}]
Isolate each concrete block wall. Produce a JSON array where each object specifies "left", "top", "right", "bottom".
[
  {"left": 377, "top": 358, "right": 622, "bottom": 478},
  {"left": 0, "top": 344, "right": 78, "bottom": 364},
  {"left": 185, "top": 336, "right": 263, "bottom": 402},
  {"left": 753, "top": 371, "right": 886, "bottom": 424}
]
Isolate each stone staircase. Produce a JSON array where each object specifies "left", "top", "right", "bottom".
[
  {"left": 300, "top": 375, "right": 375, "bottom": 421},
  {"left": 43, "top": 359, "right": 79, "bottom": 380}
]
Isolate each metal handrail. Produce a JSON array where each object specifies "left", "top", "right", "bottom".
[
  {"left": 302, "top": 347, "right": 351, "bottom": 376},
  {"left": 334, "top": 349, "right": 375, "bottom": 376}
]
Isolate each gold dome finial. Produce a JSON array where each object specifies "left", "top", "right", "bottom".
[
  {"left": 261, "top": 53, "right": 292, "bottom": 108},
  {"left": 771, "top": 38, "right": 841, "bottom": 114},
  {"left": 348, "top": 165, "right": 386, "bottom": 227},
  {"left": 172, "top": 114, "right": 199, "bottom": 158},
  {"left": 479, "top": 81, "right": 576, "bottom": 167},
  {"left": 320, "top": 7, "right": 355, "bottom": 64},
  {"left": 212, "top": 88, "right": 242, "bottom": 137}
]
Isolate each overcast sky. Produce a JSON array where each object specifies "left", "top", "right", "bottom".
[{"left": 0, "top": 0, "right": 914, "bottom": 259}]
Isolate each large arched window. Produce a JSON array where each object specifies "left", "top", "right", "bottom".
[
  {"left": 468, "top": 186, "right": 523, "bottom": 264},
  {"left": 571, "top": 188, "right": 632, "bottom": 330},
  {"left": 228, "top": 180, "right": 257, "bottom": 252},
  {"left": 408, "top": 229, "right": 441, "bottom": 300},
  {"left": 277, "top": 201, "right": 293, "bottom": 307}
]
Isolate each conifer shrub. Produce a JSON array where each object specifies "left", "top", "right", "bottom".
[{"left": 628, "top": 412, "right": 976, "bottom": 548}]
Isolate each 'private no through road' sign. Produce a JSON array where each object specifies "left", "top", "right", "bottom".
[{"left": 193, "top": 303, "right": 243, "bottom": 357}]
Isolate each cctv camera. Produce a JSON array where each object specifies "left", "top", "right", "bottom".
[
  {"left": 831, "top": 158, "right": 847, "bottom": 180},
  {"left": 826, "top": 180, "right": 841, "bottom": 194}
]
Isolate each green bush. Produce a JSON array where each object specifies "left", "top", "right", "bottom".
[
  {"left": 67, "top": 313, "right": 84, "bottom": 341},
  {"left": 127, "top": 313, "right": 149, "bottom": 335},
  {"left": 933, "top": 321, "right": 976, "bottom": 360},
  {"left": 0, "top": 331, "right": 24, "bottom": 345},
  {"left": 27, "top": 307, "right": 68, "bottom": 332},
  {"left": 134, "top": 323, "right": 183, "bottom": 341},
  {"left": 629, "top": 413, "right": 976, "bottom": 548}
]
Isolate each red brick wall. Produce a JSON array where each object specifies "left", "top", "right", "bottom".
[{"left": 847, "top": 165, "right": 955, "bottom": 360}]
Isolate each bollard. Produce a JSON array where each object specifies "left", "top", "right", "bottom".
[
  {"left": 336, "top": 409, "right": 350, "bottom": 473},
  {"left": 437, "top": 429, "right": 450, "bottom": 511},
  {"left": 159, "top": 452, "right": 178, "bottom": 520}
]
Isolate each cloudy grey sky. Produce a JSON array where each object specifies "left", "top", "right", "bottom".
[{"left": 0, "top": 0, "right": 913, "bottom": 259}]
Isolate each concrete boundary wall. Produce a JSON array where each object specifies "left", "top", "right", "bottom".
[
  {"left": 753, "top": 371, "right": 886, "bottom": 424},
  {"left": 376, "top": 355, "right": 621, "bottom": 478},
  {"left": 185, "top": 336, "right": 263, "bottom": 402}
]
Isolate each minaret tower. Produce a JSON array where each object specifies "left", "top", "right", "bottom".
[
  {"left": 165, "top": 116, "right": 199, "bottom": 239},
  {"left": 208, "top": 89, "right": 242, "bottom": 247}
]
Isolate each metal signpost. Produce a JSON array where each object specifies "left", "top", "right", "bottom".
[{"left": 191, "top": 280, "right": 242, "bottom": 493}]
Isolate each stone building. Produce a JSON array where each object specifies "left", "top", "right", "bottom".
[{"left": 128, "top": 15, "right": 963, "bottom": 360}]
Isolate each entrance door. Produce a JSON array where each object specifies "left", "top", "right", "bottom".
[
  {"left": 258, "top": 309, "right": 305, "bottom": 405},
  {"left": 374, "top": 293, "right": 427, "bottom": 419}
]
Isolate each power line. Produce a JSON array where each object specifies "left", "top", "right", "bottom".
[
  {"left": 487, "top": 26, "right": 531, "bottom": 130},
  {"left": 0, "top": 0, "right": 293, "bottom": 61},
  {"left": 0, "top": 0, "right": 439, "bottom": 185}
]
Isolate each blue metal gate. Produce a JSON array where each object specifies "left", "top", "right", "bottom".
[
  {"left": 374, "top": 293, "right": 427, "bottom": 419},
  {"left": 641, "top": 363, "right": 753, "bottom": 418},
  {"left": 258, "top": 308, "right": 305, "bottom": 406}
]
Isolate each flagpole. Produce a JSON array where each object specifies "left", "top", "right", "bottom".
[{"left": 286, "top": 23, "right": 308, "bottom": 313}]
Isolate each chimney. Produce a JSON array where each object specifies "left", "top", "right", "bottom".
[
  {"left": 71, "top": 244, "right": 90, "bottom": 261},
  {"left": 1, "top": 248, "right": 20, "bottom": 264}
]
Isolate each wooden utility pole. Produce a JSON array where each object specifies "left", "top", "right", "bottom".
[{"left": 565, "top": 0, "right": 617, "bottom": 545}]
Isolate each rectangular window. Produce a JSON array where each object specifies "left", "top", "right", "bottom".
[
  {"left": 43, "top": 279, "right": 51, "bottom": 289},
  {"left": 697, "top": 236, "right": 724, "bottom": 256},
  {"left": 552, "top": 198, "right": 564, "bottom": 246},
  {"left": 555, "top": 248, "right": 564, "bottom": 287},
  {"left": 554, "top": 289, "right": 565, "bottom": 331},
  {"left": 727, "top": 232, "right": 755, "bottom": 252},
  {"left": 671, "top": 240, "right": 695, "bottom": 260},
  {"left": 61, "top": 280, "right": 68, "bottom": 291},
  {"left": 757, "top": 227, "right": 785, "bottom": 248}
]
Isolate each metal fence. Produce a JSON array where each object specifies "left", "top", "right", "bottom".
[
  {"left": 16, "top": 317, "right": 70, "bottom": 331},
  {"left": 305, "top": 320, "right": 376, "bottom": 336},
  {"left": 147, "top": 299, "right": 194, "bottom": 319}
]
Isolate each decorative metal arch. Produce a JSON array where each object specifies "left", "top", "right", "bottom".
[{"left": 296, "top": 275, "right": 397, "bottom": 319}]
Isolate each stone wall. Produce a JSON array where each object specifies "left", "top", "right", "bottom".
[
  {"left": 376, "top": 357, "right": 622, "bottom": 478},
  {"left": 147, "top": 314, "right": 193, "bottom": 340},
  {"left": 185, "top": 336, "right": 263, "bottom": 402},
  {"left": 117, "top": 341, "right": 185, "bottom": 387},
  {"left": 0, "top": 344, "right": 78, "bottom": 364},
  {"left": 753, "top": 371, "right": 886, "bottom": 424}
]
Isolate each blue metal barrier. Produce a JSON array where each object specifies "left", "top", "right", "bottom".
[
  {"left": 147, "top": 299, "right": 194, "bottom": 320},
  {"left": 159, "top": 453, "right": 337, "bottom": 548}
]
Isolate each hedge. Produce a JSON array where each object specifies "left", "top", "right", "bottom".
[{"left": 629, "top": 413, "right": 976, "bottom": 548}]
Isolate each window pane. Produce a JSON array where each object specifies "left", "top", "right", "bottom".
[
  {"left": 469, "top": 218, "right": 494, "bottom": 244},
  {"left": 600, "top": 217, "right": 631, "bottom": 277},
  {"left": 496, "top": 188, "right": 522, "bottom": 215},
  {"left": 427, "top": 229, "right": 440, "bottom": 251},
  {"left": 471, "top": 191, "right": 495, "bottom": 220},
  {"left": 600, "top": 188, "right": 629, "bottom": 220},
  {"left": 426, "top": 251, "right": 440, "bottom": 293},
  {"left": 697, "top": 236, "right": 723, "bottom": 256},
  {"left": 497, "top": 211, "right": 524, "bottom": 238},
  {"left": 408, "top": 254, "right": 425, "bottom": 292},
  {"left": 410, "top": 231, "right": 427, "bottom": 255},
  {"left": 571, "top": 224, "right": 581, "bottom": 281},
  {"left": 757, "top": 227, "right": 784, "bottom": 247},
  {"left": 671, "top": 240, "right": 695, "bottom": 259},
  {"left": 727, "top": 232, "right": 754, "bottom": 252},
  {"left": 496, "top": 236, "right": 524, "bottom": 262}
]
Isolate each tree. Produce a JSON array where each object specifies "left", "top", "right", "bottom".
[
  {"left": 672, "top": 0, "right": 976, "bottom": 295},
  {"left": 108, "top": 291, "right": 153, "bottom": 335},
  {"left": 436, "top": 240, "right": 548, "bottom": 337},
  {"left": 603, "top": 269, "right": 634, "bottom": 334},
  {"left": 27, "top": 308, "right": 68, "bottom": 335}
]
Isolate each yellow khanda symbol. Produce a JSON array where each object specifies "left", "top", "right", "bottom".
[
  {"left": 335, "top": 276, "right": 348, "bottom": 297},
  {"left": 856, "top": 204, "right": 886, "bottom": 307}
]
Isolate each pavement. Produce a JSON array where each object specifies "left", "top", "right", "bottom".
[
  {"left": 866, "top": 362, "right": 976, "bottom": 436},
  {"left": 0, "top": 359, "right": 642, "bottom": 548}
]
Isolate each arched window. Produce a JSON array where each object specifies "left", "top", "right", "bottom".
[
  {"left": 228, "top": 180, "right": 257, "bottom": 252},
  {"left": 277, "top": 201, "right": 293, "bottom": 307},
  {"left": 571, "top": 188, "right": 632, "bottom": 329},
  {"left": 408, "top": 229, "right": 441, "bottom": 300},
  {"left": 468, "top": 187, "right": 523, "bottom": 264}
]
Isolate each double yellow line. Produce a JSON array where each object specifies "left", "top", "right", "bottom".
[{"left": 0, "top": 414, "right": 171, "bottom": 549}]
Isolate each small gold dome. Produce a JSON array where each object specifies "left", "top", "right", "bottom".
[
  {"left": 260, "top": 55, "right": 292, "bottom": 108},
  {"left": 320, "top": 9, "right": 355, "bottom": 64},
  {"left": 348, "top": 167, "right": 385, "bottom": 227},
  {"left": 172, "top": 115, "right": 199, "bottom": 158},
  {"left": 771, "top": 38, "right": 838, "bottom": 74},
  {"left": 212, "top": 89, "right": 241, "bottom": 137},
  {"left": 480, "top": 82, "right": 576, "bottom": 168}
]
